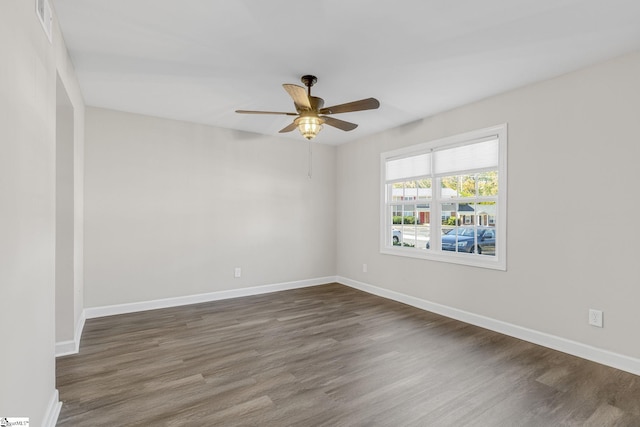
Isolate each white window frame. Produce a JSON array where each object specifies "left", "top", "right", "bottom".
[{"left": 380, "top": 124, "right": 507, "bottom": 270}]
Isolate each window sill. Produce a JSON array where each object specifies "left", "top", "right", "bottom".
[{"left": 380, "top": 246, "right": 506, "bottom": 271}]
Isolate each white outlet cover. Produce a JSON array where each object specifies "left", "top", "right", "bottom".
[
  {"left": 589, "top": 309, "right": 603, "bottom": 328},
  {"left": 234, "top": 267, "right": 241, "bottom": 278}
]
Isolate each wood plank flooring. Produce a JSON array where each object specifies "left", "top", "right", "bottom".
[{"left": 56, "top": 283, "right": 640, "bottom": 426}]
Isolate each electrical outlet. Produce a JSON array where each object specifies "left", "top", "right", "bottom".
[
  {"left": 234, "top": 267, "right": 241, "bottom": 278},
  {"left": 362, "top": 263, "right": 368, "bottom": 273},
  {"left": 589, "top": 309, "right": 603, "bottom": 328}
]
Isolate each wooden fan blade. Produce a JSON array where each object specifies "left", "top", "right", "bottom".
[
  {"left": 279, "top": 122, "right": 298, "bottom": 133},
  {"left": 322, "top": 116, "right": 358, "bottom": 131},
  {"left": 319, "top": 97, "right": 380, "bottom": 115},
  {"left": 236, "top": 110, "right": 297, "bottom": 116},
  {"left": 283, "top": 84, "right": 312, "bottom": 110}
]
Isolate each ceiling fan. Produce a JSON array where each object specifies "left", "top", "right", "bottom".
[{"left": 236, "top": 75, "right": 380, "bottom": 140}]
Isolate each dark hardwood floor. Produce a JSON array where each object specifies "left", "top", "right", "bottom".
[{"left": 56, "top": 283, "right": 640, "bottom": 426}]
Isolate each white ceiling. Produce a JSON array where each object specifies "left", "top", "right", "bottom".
[{"left": 52, "top": 0, "right": 640, "bottom": 145}]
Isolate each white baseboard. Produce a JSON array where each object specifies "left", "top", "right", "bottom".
[
  {"left": 56, "top": 311, "right": 86, "bottom": 357},
  {"left": 337, "top": 276, "right": 640, "bottom": 377},
  {"left": 78, "top": 275, "right": 640, "bottom": 376},
  {"left": 55, "top": 339, "right": 76, "bottom": 357},
  {"left": 84, "top": 276, "right": 337, "bottom": 319},
  {"left": 42, "top": 389, "right": 62, "bottom": 427}
]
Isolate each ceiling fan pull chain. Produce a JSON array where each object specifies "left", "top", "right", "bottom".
[{"left": 308, "top": 139, "right": 312, "bottom": 179}]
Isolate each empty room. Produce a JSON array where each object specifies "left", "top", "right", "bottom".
[{"left": 2, "top": 1, "right": 640, "bottom": 426}]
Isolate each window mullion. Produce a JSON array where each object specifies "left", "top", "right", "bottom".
[
  {"left": 430, "top": 148, "right": 439, "bottom": 251},
  {"left": 433, "top": 175, "right": 442, "bottom": 252}
]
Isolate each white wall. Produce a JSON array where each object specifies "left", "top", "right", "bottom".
[
  {"left": 337, "top": 51, "right": 640, "bottom": 360},
  {"left": 84, "top": 108, "right": 336, "bottom": 308},
  {"left": 0, "top": 1, "right": 84, "bottom": 424}
]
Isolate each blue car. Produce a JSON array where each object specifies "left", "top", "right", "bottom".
[{"left": 427, "top": 227, "right": 495, "bottom": 255}]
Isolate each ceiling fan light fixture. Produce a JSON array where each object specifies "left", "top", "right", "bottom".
[
  {"left": 236, "top": 75, "right": 379, "bottom": 141},
  {"left": 295, "top": 116, "right": 324, "bottom": 140}
]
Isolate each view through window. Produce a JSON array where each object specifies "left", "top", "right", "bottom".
[{"left": 381, "top": 125, "right": 507, "bottom": 270}]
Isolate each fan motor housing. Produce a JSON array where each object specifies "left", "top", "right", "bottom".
[{"left": 309, "top": 96, "right": 324, "bottom": 110}]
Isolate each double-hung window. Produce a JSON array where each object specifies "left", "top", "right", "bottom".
[{"left": 381, "top": 124, "right": 507, "bottom": 270}]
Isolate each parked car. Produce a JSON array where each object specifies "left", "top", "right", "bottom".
[
  {"left": 426, "top": 227, "right": 495, "bottom": 255},
  {"left": 393, "top": 229, "right": 402, "bottom": 244}
]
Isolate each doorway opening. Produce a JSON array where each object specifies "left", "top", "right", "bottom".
[{"left": 55, "top": 73, "right": 76, "bottom": 353}]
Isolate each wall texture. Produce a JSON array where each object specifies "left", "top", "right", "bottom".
[
  {"left": 0, "top": 0, "right": 85, "bottom": 425},
  {"left": 337, "top": 51, "right": 640, "bottom": 360},
  {"left": 84, "top": 108, "right": 336, "bottom": 307}
]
